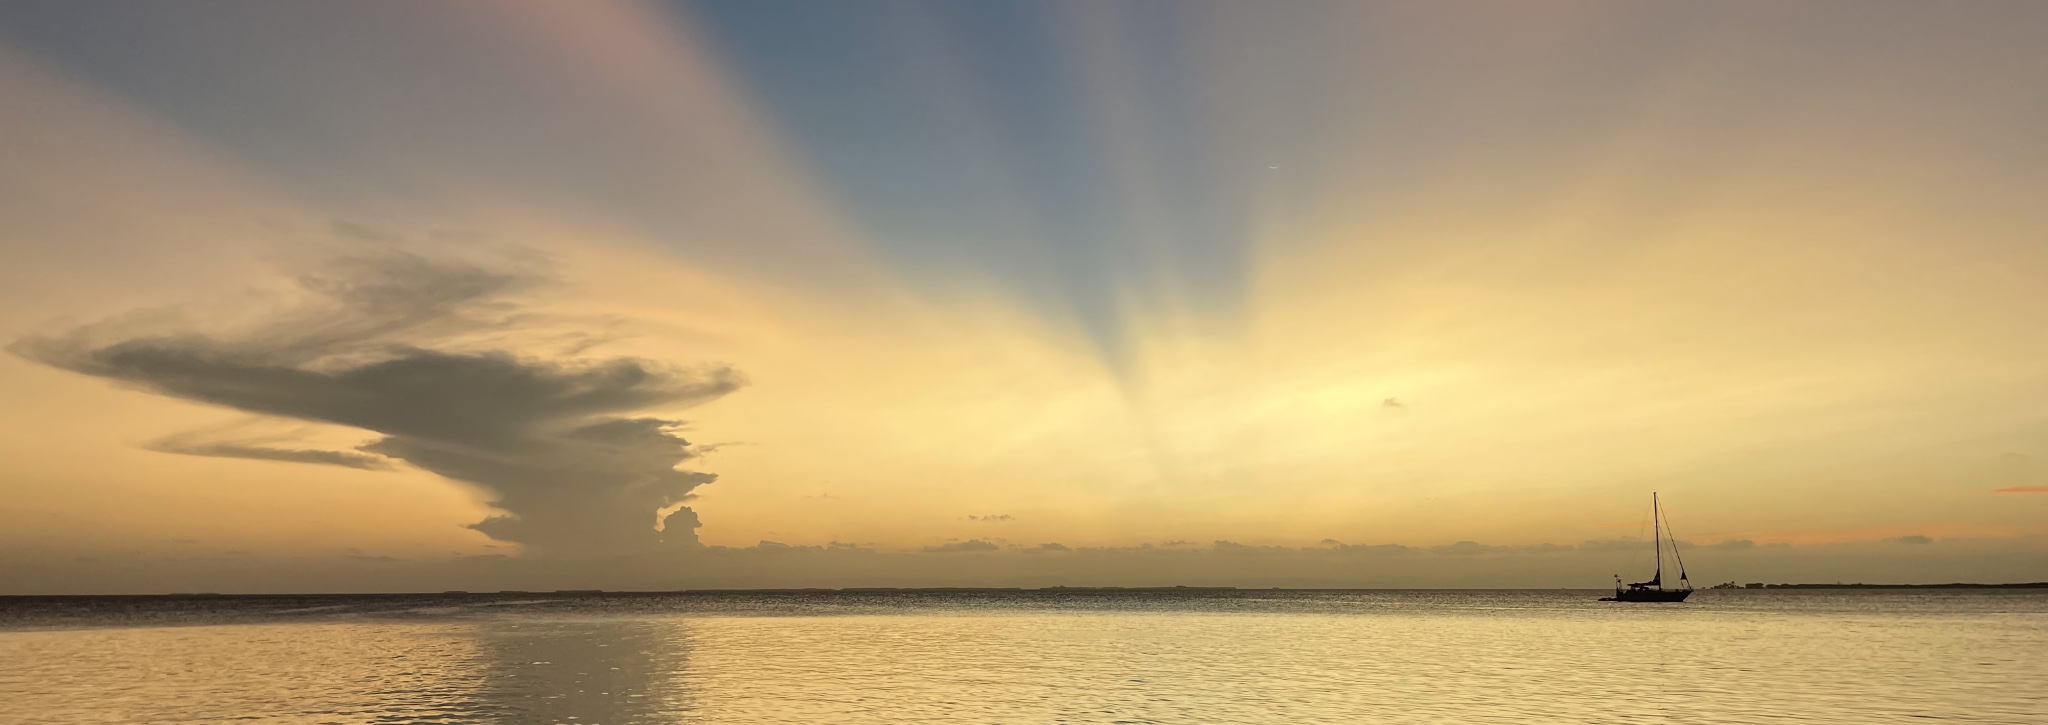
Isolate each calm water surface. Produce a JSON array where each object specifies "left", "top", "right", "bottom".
[{"left": 2, "top": 590, "right": 2043, "bottom": 724}]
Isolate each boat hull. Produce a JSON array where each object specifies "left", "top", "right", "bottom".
[{"left": 1601, "top": 589, "right": 1692, "bottom": 603}]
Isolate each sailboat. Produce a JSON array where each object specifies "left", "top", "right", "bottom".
[{"left": 1600, "top": 492, "right": 1693, "bottom": 602}]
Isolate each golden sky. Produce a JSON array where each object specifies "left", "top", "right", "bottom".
[{"left": 2, "top": 1, "right": 2045, "bottom": 592}]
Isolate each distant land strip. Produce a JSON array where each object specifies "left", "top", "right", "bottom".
[{"left": 1743, "top": 582, "right": 2048, "bottom": 589}]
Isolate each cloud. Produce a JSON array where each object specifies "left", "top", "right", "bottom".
[
  {"left": 1577, "top": 538, "right": 1648, "bottom": 552},
  {"left": 147, "top": 426, "right": 395, "bottom": 471},
  {"left": 1994, "top": 486, "right": 2048, "bottom": 493},
  {"left": 330, "top": 219, "right": 403, "bottom": 243},
  {"left": 1316, "top": 539, "right": 1416, "bottom": 555},
  {"left": 966, "top": 514, "right": 1013, "bottom": 522},
  {"left": 11, "top": 248, "right": 741, "bottom": 557},
  {"left": 1032, "top": 542, "right": 1071, "bottom": 552},
  {"left": 1430, "top": 541, "right": 1500, "bottom": 556},
  {"left": 1382, "top": 397, "right": 1404, "bottom": 409},
  {"left": 150, "top": 440, "right": 395, "bottom": 471},
  {"left": 702, "top": 540, "right": 876, "bottom": 556},
  {"left": 921, "top": 539, "right": 1000, "bottom": 553},
  {"left": 1886, "top": 535, "right": 1934, "bottom": 545},
  {"left": 1704, "top": 539, "right": 1758, "bottom": 551},
  {"left": 1211, "top": 540, "right": 1297, "bottom": 555}
]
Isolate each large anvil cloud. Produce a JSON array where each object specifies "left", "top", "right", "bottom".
[{"left": 12, "top": 249, "right": 740, "bottom": 556}]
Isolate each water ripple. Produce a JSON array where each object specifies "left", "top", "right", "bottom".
[{"left": 1, "top": 590, "right": 2043, "bottom": 724}]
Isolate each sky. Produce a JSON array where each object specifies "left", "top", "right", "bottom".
[{"left": 2, "top": 0, "right": 2046, "bottom": 593}]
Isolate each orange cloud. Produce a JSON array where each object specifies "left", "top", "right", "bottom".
[{"left": 1995, "top": 486, "right": 2048, "bottom": 493}]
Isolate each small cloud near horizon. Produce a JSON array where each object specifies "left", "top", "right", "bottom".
[
  {"left": 1993, "top": 486, "right": 2048, "bottom": 493},
  {"left": 1886, "top": 535, "right": 1934, "bottom": 545},
  {"left": 1703, "top": 539, "right": 1758, "bottom": 551},
  {"left": 922, "top": 539, "right": 1000, "bottom": 553}
]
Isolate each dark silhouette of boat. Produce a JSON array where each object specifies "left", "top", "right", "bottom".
[{"left": 1600, "top": 492, "right": 1693, "bottom": 603}]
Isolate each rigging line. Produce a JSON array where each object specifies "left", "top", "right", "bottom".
[{"left": 1662, "top": 498, "right": 1690, "bottom": 586}]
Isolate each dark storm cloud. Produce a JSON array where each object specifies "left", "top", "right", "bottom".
[{"left": 10, "top": 249, "right": 741, "bottom": 557}]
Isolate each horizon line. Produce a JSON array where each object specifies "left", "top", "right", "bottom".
[{"left": 8, "top": 582, "right": 2048, "bottom": 599}]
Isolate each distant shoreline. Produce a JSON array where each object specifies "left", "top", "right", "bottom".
[
  {"left": 1740, "top": 582, "right": 2048, "bottom": 590},
  {"left": 4, "top": 583, "right": 2047, "bottom": 599}
]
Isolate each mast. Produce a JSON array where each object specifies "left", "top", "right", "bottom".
[{"left": 1652, "top": 492, "right": 1662, "bottom": 590}]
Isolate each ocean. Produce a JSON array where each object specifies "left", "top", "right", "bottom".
[{"left": 2, "top": 589, "right": 2042, "bottom": 724}]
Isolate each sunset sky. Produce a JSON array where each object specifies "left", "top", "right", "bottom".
[{"left": 3, "top": 0, "right": 2045, "bottom": 593}]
